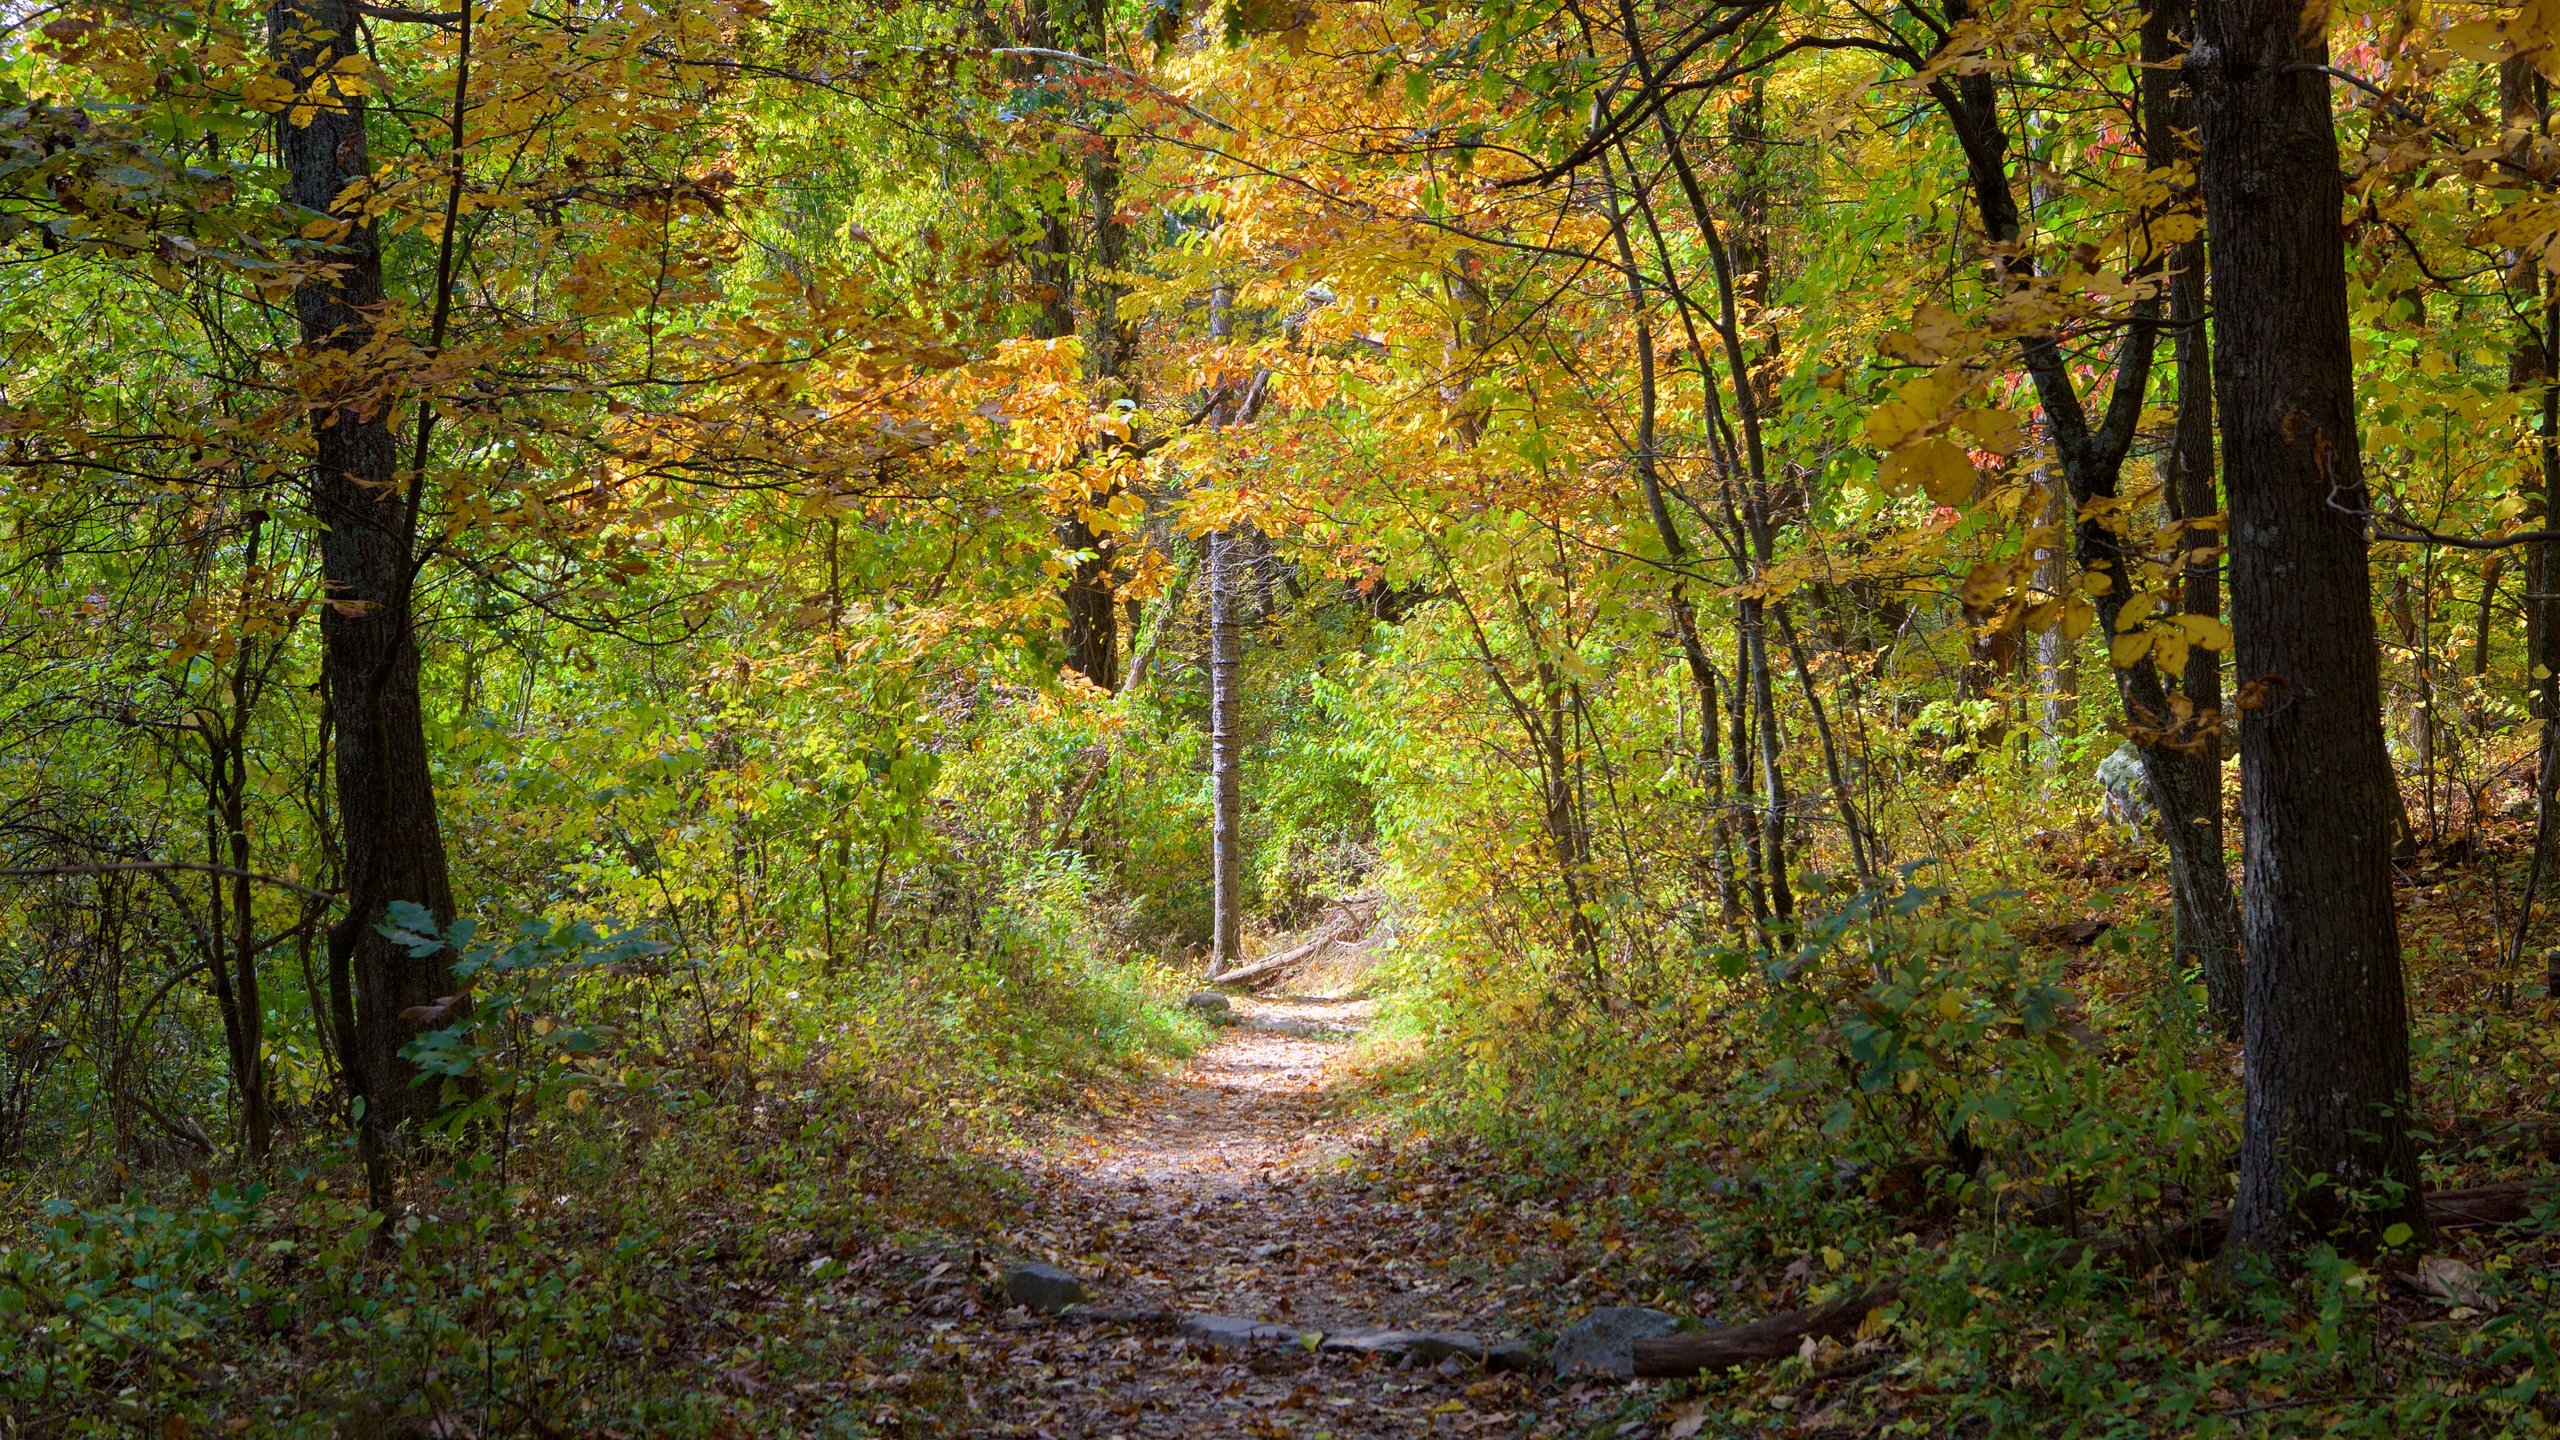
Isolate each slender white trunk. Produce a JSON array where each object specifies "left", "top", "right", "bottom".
[
  {"left": 2035, "top": 475, "right": 2075, "bottom": 769},
  {"left": 1208, "top": 528, "right": 1242, "bottom": 975},
  {"left": 1206, "top": 280, "right": 1244, "bottom": 976}
]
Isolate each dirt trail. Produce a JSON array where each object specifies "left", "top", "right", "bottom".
[{"left": 944, "top": 993, "right": 1567, "bottom": 1438}]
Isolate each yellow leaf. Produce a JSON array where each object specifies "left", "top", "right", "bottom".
[
  {"left": 1954, "top": 407, "right": 2027, "bottom": 453},
  {"left": 2062, "top": 596, "right": 2097, "bottom": 641},
  {"left": 1821, "top": 1243, "right": 1849, "bottom": 1269},
  {"left": 1864, "top": 399, "right": 1930, "bottom": 449},
  {"left": 1935, "top": 991, "right": 1963, "bottom": 1021},
  {"left": 2445, "top": 19, "right": 2505, "bottom": 62},
  {"left": 2147, "top": 213, "right": 2204, "bottom": 246},
  {"left": 2172, "top": 613, "right": 2232, "bottom": 651},
  {"left": 1877, "top": 438, "right": 1977, "bottom": 505},
  {"left": 240, "top": 73, "right": 295, "bottom": 112},
  {"left": 2152, "top": 630, "right": 2191, "bottom": 676},
  {"left": 2111, "top": 630, "right": 2154, "bottom": 668}
]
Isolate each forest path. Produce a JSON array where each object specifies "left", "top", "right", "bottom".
[{"left": 939, "top": 992, "right": 1563, "bottom": 1438}]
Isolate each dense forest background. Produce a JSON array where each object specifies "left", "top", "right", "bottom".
[{"left": 2, "top": 0, "right": 2559, "bottom": 1432}]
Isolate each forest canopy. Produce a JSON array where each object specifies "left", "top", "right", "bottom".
[{"left": 1, "top": 0, "right": 2558, "bottom": 1432}]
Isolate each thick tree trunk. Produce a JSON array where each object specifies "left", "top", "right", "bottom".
[
  {"left": 1057, "top": 514, "right": 1121, "bottom": 692},
  {"left": 1015, "top": 5, "right": 1119, "bottom": 692},
  {"left": 1070, "top": 4, "right": 1131, "bottom": 689},
  {"left": 1729, "top": 622, "right": 1771, "bottom": 929},
  {"left": 2504, "top": 61, "right": 2560, "bottom": 958},
  {"left": 2190, "top": 3, "right": 2425, "bottom": 1253},
  {"left": 273, "top": 0, "right": 460, "bottom": 1204}
]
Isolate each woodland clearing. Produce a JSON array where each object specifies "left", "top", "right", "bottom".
[{"left": 7, "top": 0, "right": 2560, "bottom": 1434}]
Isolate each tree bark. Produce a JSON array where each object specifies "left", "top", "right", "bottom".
[
  {"left": 1631, "top": 1285, "right": 1899, "bottom": 1377},
  {"left": 2190, "top": 1, "right": 2426, "bottom": 1253},
  {"left": 223, "top": 513, "right": 271, "bottom": 1161},
  {"left": 1207, "top": 528, "right": 1243, "bottom": 975},
  {"left": 1204, "top": 276, "right": 1246, "bottom": 976},
  {"left": 2032, "top": 477, "right": 2076, "bottom": 767},
  {"left": 2148, "top": 0, "right": 2244, "bottom": 1036},
  {"left": 273, "top": 0, "right": 460, "bottom": 1205},
  {"left": 2501, "top": 60, "right": 2560, "bottom": 961},
  {"left": 1014, "top": 5, "right": 1119, "bottom": 692}
]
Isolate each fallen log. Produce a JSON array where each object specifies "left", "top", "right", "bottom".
[
  {"left": 2114, "top": 1179, "right": 2544, "bottom": 1266},
  {"left": 1632, "top": 1180, "right": 2548, "bottom": 1378},
  {"left": 1207, "top": 917, "right": 1353, "bottom": 987},
  {"left": 2424, "top": 1179, "right": 2538, "bottom": 1229},
  {"left": 1631, "top": 1285, "right": 1899, "bottom": 1378}
]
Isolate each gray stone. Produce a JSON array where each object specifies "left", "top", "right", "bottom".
[
  {"left": 1003, "top": 1262, "right": 1088, "bottom": 1314},
  {"left": 1483, "top": 1338, "right": 1538, "bottom": 1372},
  {"left": 1184, "top": 991, "right": 1238, "bottom": 1025},
  {"left": 1549, "top": 1306, "right": 1678, "bottom": 1380},
  {"left": 2097, "top": 743, "right": 2153, "bottom": 835},
  {"left": 1179, "top": 1313, "right": 1304, "bottom": 1346}
]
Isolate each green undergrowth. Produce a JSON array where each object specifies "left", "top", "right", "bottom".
[
  {"left": 1352, "top": 860, "right": 2560, "bottom": 1438},
  {"left": 1, "top": 877, "right": 1206, "bottom": 1437}
]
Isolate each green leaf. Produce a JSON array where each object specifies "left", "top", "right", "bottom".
[{"left": 378, "top": 901, "right": 445, "bottom": 957}]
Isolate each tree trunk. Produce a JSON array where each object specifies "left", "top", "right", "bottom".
[
  {"left": 274, "top": 0, "right": 460, "bottom": 1208},
  {"left": 1014, "top": 6, "right": 1119, "bottom": 692},
  {"left": 1204, "top": 276, "right": 1245, "bottom": 976},
  {"left": 1744, "top": 602, "right": 1793, "bottom": 923},
  {"left": 2190, "top": 3, "right": 2426, "bottom": 1254},
  {"left": 1930, "top": 0, "right": 2243, "bottom": 1039},
  {"left": 225, "top": 513, "right": 270, "bottom": 1162},
  {"left": 2033, "top": 477, "right": 2076, "bottom": 768},
  {"left": 1441, "top": 251, "right": 1489, "bottom": 447},
  {"left": 1207, "top": 529, "right": 1243, "bottom": 976},
  {"left": 2149, "top": 0, "right": 2244, "bottom": 1037},
  {"left": 2504, "top": 60, "right": 2560, "bottom": 957},
  {"left": 1591, "top": 140, "right": 1746, "bottom": 919}
]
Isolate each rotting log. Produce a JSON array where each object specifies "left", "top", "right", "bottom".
[{"left": 1631, "top": 1285, "right": 1899, "bottom": 1378}]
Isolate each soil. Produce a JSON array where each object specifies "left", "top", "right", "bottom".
[{"left": 894, "top": 993, "right": 1629, "bottom": 1438}]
